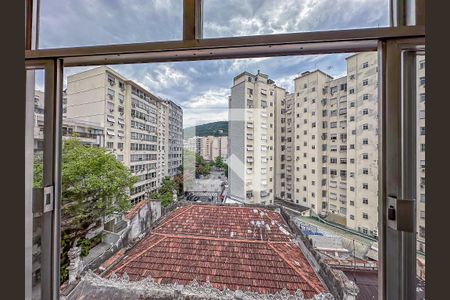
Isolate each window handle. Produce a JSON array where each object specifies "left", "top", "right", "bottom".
[{"left": 387, "top": 196, "right": 415, "bottom": 232}]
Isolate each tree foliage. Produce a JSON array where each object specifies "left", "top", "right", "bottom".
[
  {"left": 150, "top": 176, "right": 179, "bottom": 207},
  {"left": 34, "top": 138, "right": 137, "bottom": 238},
  {"left": 195, "top": 154, "right": 211, "bottom": 176},
  {"left": 34, "top": 138, "right": 137, "bottom": 283},
  {"left": 214, "top": 156, "right": 225, "bottom": 169}
]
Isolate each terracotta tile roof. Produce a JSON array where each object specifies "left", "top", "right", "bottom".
[
  {"left": 98, "top": 249, "right": 126, "bottom": 272},
  {"left": 106, "top": 204, "right": 326, "bottom": 298}
]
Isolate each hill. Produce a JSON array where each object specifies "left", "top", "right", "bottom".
[{"left": 184, "top": 121, "right": 228, "bottom": 137}]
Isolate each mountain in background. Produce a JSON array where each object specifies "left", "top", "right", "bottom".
[{"left": 184, "top": 121, "right": 228, "bottom": 137}]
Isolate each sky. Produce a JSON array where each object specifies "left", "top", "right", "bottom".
[{"left": 38, "top": 0, "right": 388, "bottom": 128}]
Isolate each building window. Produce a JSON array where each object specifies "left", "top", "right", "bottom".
[
  {"left": 363, "top": 153, "right": 369, "bottom": 159},
  {"left": 363, "top": 168, "right": 369, "bottom": 174},
  {"left": 363, "top": 94, "right": 369, "bottom": 100},
  {"left": 420, "top": 60, "right": 425, "bottom": 69},
  {"left": 362, "top": 62, "right": 369, "bottom": 68},
  {"left": 420, "top": 211, "right": 425, "bottom": 219},
  {"left": 421, "top": 144, "right": 425, "bottom": 152},
  {"left": 363, "top": 183, "right": 368, "bottom": 189},
  {"left": 363, "top": 197, "right": 369, "bottom": 204},
  {"left": 420, "top": 127, "right": 425, "bottom": 135},
  {"left": 363, "top": 138, "right": 369, "bottom": 145},
  {"left": 107, "top": 142, "right": 114, "bottom": 148},
  {"left": 419, "top": 110, "right": 425, "bottom": 119},
  {"left": 420, "top": 194, "right": 426, "bottom": 203},
  {"left": 363, "top": 108, "right": 369, "bottom": 115},
  {"left": 247, "top": 88, "right": 253, "bottom": 95},
  {"left": 363, "top": 79, "right": 369, "bottom": 86},
  {"left": 363, "top": 123, "right": 369, "bottom": 130},
  {"left": 363, "top": 213, "right": 369, "bottom": 219},
  {"left": 350, "top": 215, "right": 355, "bottom": 220},
  {"left": 349, "top": 88, "right": 355, "bottom": 94},
  {"left": 420, "top": 93, "right": 425, "bottom": 102},
  {"left": 420, "top": 77, "right": 425, "bottom": 86}
]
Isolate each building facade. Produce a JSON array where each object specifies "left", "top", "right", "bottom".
[
  {"left": 65, "top": 66, "right": 183, "bottom": 205},
  {"left": 229, "top": 54, "right": 380, "bottom": 236},
  {"left": 184, "top": 135, "right": 228, "bottom": 162},
  {"left": 33, "top": 90, "right": 104, "bottom": 152},
  {"left": 228, "top": 71, "right": 283, "bottom": 204}
]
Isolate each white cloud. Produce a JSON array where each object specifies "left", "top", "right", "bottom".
[
  {"left": 182, "top": 88, "right": 229, "bottom": 109},
  {"left": 142, "top": 65, "right": 192, "bottom": 92}
]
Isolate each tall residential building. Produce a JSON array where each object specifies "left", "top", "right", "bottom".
[
  {"left": 183, "top": 136, "right": 228, "bottom": 162},
  {"left": 228, "top": 71, "right": 283, "bottom": 204},
  {"left": 65, "top": 66, "right": 183, "bottom": 205},
  {"left": 345, "top": 52, "right": 379, "bottom": 236},
  {"left": 276, "top": 53, "right": 379, "bottom": 236},
  {"left": 229, "top": 53, "right": 383, "bottom": 237},
  {"left": 33, "top": 90, "right": 104, "bottom": 152},
  {"left": 166, "top": 100, "right": 183, "bottom": 176}
]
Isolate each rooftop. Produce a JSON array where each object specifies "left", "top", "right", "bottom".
[{"left": 103, "top": 204, "right": 327, "bottom": 298}]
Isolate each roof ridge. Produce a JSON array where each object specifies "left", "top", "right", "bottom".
[
  {"left": 268, "top": 243, "right": 323, "bottom": 294},
  {"left": 152, "top": 232, "right": 288, "bottom": 244}
]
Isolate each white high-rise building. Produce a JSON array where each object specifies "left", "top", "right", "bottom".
[
  {"left": 228, "top": 71, "right": 284, "bottom": 204},
  {"left": 230, "top": 53, "right": 389, "bottom": 238},
  {"left": 65, "top": 66, "right": 183, "bottom": 205}
]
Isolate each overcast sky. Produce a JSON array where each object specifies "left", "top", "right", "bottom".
[{"left": 39, "top": 0, "right": 388, "bottom": 128}]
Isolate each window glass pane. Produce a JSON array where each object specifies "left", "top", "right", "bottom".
[
  {"left": 31, "top": 70, "right": 46, "bottom": 300},
  {"left": 204, "top": 0, "right": 389, "bottom": 38},
  {"left": 416, "top": 52, "right": 426, "bottom": 297},
  {"left": 56, "top": 53, "right": 384, "bottom": 298},
  {"left": 39, "top": 0, "right": 183, "bottom": 49}
]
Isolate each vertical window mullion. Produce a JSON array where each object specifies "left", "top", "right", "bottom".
[
  {"left": 183, "top": 0, "right": 203, "bottom": 41},
  {"left": 41, "top": 59, "right": 63, "bottom": 300}
]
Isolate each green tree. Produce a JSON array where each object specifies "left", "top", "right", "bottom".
[
  {"left": 150, "top": 176, "right": 178, "bottom": 207},
  {"left": 195, "top": 153, "right": 211, "bottom": 176},
  {"left": 34, "top": 138, "right": 136, "bottom": 238},
  {"left": 34, "top": 138, "right": 137, "bottom": 282},
  {"left": 214, "top": 156, "right": 225, "bottom": 169}
]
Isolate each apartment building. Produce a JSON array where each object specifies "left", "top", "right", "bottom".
[
  {"left": 183, "top": 136, "right": 197, "bottom": 153},
  {"left": 183, "top": 136, "right": 228, "bottom": 162},
  {"left": 417, "top": 57, "right": 426, "bottom": 253},
  {"left": 291, "top": 70, "right": 335, "bottom": 213},
  {"left": 275, "top": 53, "right": 379, "bottom": 236},
  {"left": 65, "top": 66, "right": 182, "bottom": 205},
  {"left": 166, "top": 100, "right": 183, "bottom": 176},
  {"left": 228, "top": 71, "right": 283, "bottom": 204},
  {"left": 323, "top": 76, "right": 349, "bottom": 222},
  {"left": 156, "top": 100, "right": 169, "bottom": 185},
  {"left": 33, "top": 90, "right": 104, "bottom": 152},
  {"left": 345, "top": 52, "right": 379, "bottom": 236}
]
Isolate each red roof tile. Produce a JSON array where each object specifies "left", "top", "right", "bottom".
[{"left": 106, "top": 204, "right": 326, "bottom": 298}]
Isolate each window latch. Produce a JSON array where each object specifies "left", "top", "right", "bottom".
[
  {"left": 387, "top": 196, "right": 415, "bottom": 232},
  {"left": 33, "top": 186, "right": 54, "bottom": 214}
]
